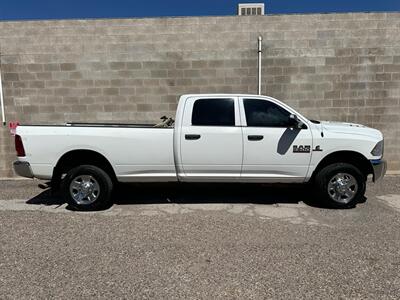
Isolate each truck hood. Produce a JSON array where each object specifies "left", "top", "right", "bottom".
[{"left": 320, "top": 121, "right": 383, "bottom": 140}]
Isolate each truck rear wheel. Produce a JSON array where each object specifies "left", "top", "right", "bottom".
[
  {"left": 62, "top": 165, "right": 113, "bottom": 211},
  {"left": 314, "top": 163, "right": 366, "bottom": 208}
]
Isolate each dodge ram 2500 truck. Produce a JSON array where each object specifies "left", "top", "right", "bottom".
[{"left": 13, "top": 94, "right": 386, "bottom": 210}]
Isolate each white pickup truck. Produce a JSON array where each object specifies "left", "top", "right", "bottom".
[{"left": 13, "top": 94, "right": 386, "bottom": 210}]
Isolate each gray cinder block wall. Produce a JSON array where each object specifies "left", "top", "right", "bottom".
[{"left": 0, "top": 12, "right": 399, "bottom": 177}]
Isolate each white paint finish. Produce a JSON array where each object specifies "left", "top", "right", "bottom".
[
  {"left": 17, "top": 126, "right": 176, "bottom": 182},
  {"left": 178, "top": 96, "right": 243, "bottom": 180},
  {"left": 117, "top": 172, "right": 177, "bottom": 182},
  {"left": 238, "top": 97, "right": 313, "bottom": 181},
  {"left": 306, "top": 121, "right": 384, "bottom": 179},
  {"left": 179, "top": 126, "right": 243, "bottom": 178},
  {"left": 29, "top": 164, "right": 53, "bottom": 180},
  {"left": 14, "top": 94, "right": 385, "bottom": 184},
  {"left": 241, "top": 126, "right": 313, "bottom": 181}
]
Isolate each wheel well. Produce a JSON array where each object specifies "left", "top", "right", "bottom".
[
  {"left": 52, "top": 150, "right": 116, "bottom": 187},
  {"left": 311, "top": 151, "right": 373, "bottom": 181}
]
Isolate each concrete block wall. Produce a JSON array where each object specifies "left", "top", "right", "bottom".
[{"left": 0, "top": 12, "right": 399, "bottom": 177}]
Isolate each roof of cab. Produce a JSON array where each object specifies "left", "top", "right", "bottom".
[{"left": 181, "top": 93, "right": 271, "bottom": 98}]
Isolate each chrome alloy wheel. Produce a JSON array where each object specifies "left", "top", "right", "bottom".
[
  {"left": 327, "top": 173, "right": 358, "bottom": 204},
  {"left": 69, "top": 175, "right": 100, "bottom": 205}
]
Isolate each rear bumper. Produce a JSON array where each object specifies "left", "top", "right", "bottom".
[
  {"left": 371, "top": 159, "right": 387, "bottom": 182},
  {"left": 13, "top": 161, "right": 34, "bottom": 178}
]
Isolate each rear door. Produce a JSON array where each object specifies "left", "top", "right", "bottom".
[
  {"left": 179, "top": 97, "right": 243, "bottom": 181},
  {"left": 240, "top": 97, "right": 313, "bottom": 182}
]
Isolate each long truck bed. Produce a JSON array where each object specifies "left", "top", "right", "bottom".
[{"left": 15, "top": 124, "right": 176, "bottom": 182}]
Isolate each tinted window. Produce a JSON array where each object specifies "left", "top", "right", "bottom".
[
  {"left": 244, "top": 99, "right": 292, "bottom": 127},
  {"left": 192, "top": 99, "right": 235, "bottom": 126}
]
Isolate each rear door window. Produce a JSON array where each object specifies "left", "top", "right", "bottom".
[{"left": 192, "top": 99, "right": 235, "bottom": 126}]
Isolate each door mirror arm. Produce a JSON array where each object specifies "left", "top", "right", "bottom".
[{"left": 289, "top": 114, "right": 307, "bottom": 129}]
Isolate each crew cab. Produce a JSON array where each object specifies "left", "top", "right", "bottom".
[{"left": 13, "top": 94, "right": 386, "bottom": 210}]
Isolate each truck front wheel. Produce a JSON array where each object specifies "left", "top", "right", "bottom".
[
  {"left": 314, "top": 163, "right": 366, "bottom": 208},
  {"left": 61, "top": 165, "right": 113, "bottom": 211}
]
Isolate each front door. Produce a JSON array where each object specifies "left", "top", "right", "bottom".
[
  {"left": 179, "top": 97, "right": 243, "bottom": 181},
  {"left": 240, "top": 98, "right": 313, "bottom": 182}
]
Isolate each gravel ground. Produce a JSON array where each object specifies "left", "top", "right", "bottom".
[{"left": 0, "top": 177, "right": 399, "bottom": 299}]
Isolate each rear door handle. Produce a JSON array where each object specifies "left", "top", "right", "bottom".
[
  {"left": 248, "top": 135, "right": 264, "bottom": 141},
  {"left": 185, "top": 134, "right": 201, "bottom": 140}
]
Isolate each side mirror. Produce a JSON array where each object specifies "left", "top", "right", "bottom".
[{"left": 289, "top": 114, "right": 305, "bottom": 129}]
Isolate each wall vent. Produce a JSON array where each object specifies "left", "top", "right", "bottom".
[{"left": 238, "top": 3, "right": 265, "bottom": 16}]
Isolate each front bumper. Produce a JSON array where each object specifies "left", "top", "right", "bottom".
[
  {"left": 13, "top": 161, "right": 34, "bottom": 178},
  {"left": 371, "top": 159, "right": 387, "bottom": 182}
]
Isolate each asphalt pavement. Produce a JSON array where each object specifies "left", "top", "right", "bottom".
[{"left": 0, "top": 177, "right": 399, "bottom": 299}]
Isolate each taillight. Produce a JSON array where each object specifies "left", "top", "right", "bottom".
[{"left": 15, "top": 135, "right": 26, "bottom": 157}]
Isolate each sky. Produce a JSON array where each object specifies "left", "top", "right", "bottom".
[{"left": 0, "top": 0, "right": 399, "bottom": 20}]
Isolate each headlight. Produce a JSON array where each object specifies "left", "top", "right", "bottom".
[{"left": 371, "top": 140, "right": 384, "bottom": 157}]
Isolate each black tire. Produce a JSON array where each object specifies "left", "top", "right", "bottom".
[
  {"left": 61, "top": 165, "right": 113, "bottom": 211},
  {"left": 314, "top": 163, "right": 366, "bottom": 208}
]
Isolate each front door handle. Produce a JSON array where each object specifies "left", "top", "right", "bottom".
[
  {"left": 185, "top": 134, "right": 201, "bottom": 140},
  {"left": 248, "top": 135, "right": 264, "bottom": 141}
]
